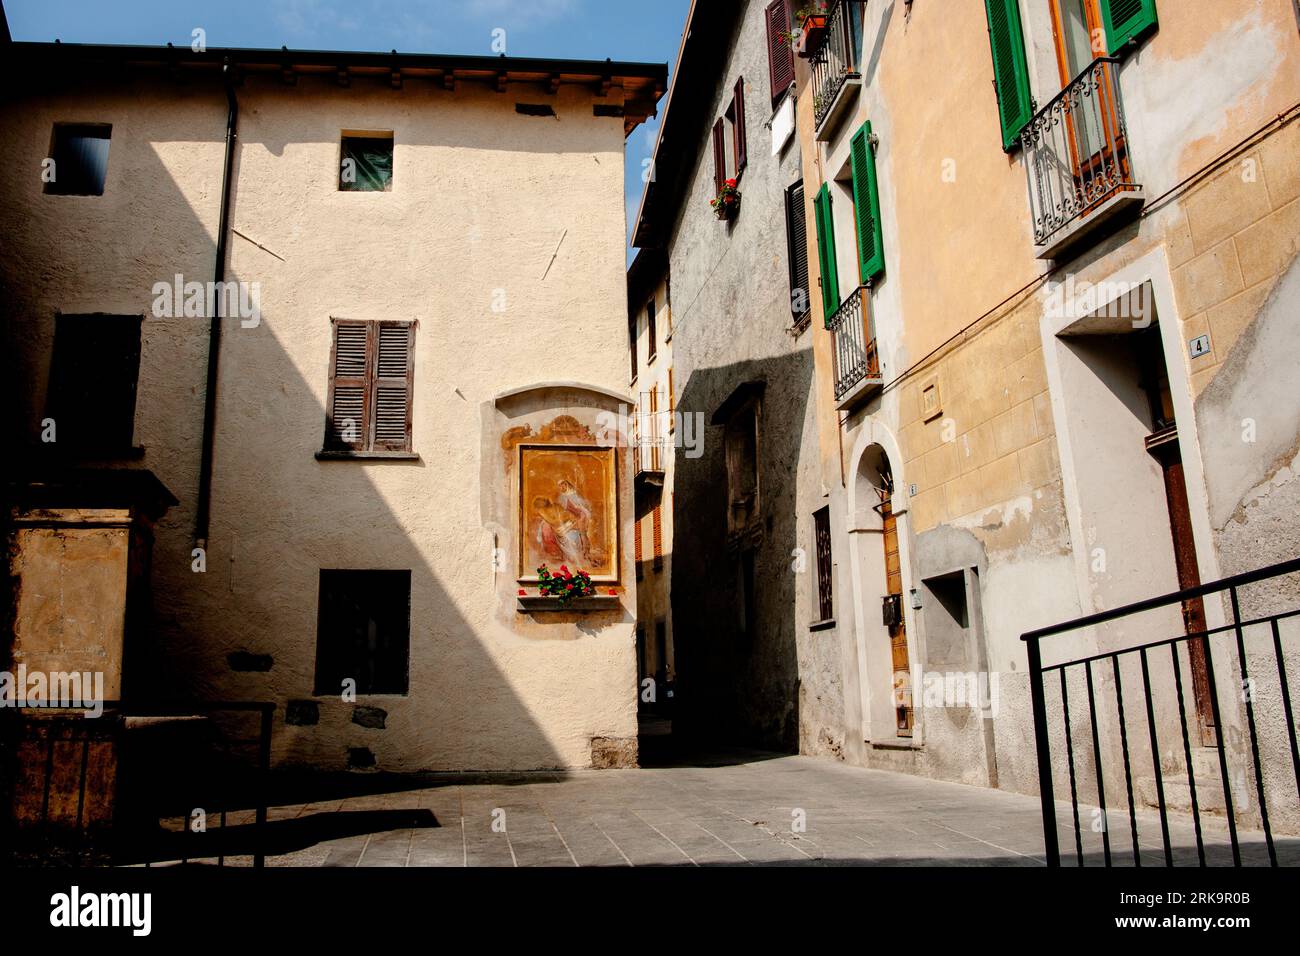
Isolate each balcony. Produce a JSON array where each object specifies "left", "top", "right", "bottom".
[
  {"left": 1021, "top": 57, "right": 1145, "bottom": 261},
  {"left": 633, "top": 396, "right": 667, "bottom": 490},
  {"left": 811, "top": 1, "right": 862, "bottom": 140},
  {"left": 829, "top": 285, "right": 882, "bottom": 409}
]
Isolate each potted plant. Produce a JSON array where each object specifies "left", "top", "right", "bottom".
[
  {"left": 711, "top": 178, "right": 742, "bottom": 221},
  {"left": 792, "top": 1, "right": 831, "bottom": 57}
]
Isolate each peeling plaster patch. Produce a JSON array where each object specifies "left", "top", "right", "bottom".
[
  {"left": 947, "top": 489, "right": 1070, "bottom": 560},
  {"left": 1230, "top": 446, "right": 1300, "bottom": 526},
  {"left": 1124, "top": 16, "right": 1278, "bottom": 186}
]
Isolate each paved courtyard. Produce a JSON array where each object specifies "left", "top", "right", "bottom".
[{"left": 140, "top": 749, "right": 1295, "bottom": 867}]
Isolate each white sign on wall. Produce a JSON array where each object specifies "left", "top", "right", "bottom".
[{"left": 770, "top": 97, "right": 795, "bottom": 156}]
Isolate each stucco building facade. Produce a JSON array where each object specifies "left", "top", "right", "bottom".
[
  {"left": 1, "top": 40, "right": 666, "bottom": 773},
  {"left": 786, "top": 0, "right": 1300, "bottom": 831}
]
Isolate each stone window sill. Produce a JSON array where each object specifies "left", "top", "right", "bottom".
[
  {"left": 517, "top": 595, "right": 622, "bottom": 613},
  {"left": 316, "top": 450, "right": 421, "bottom": 462}
]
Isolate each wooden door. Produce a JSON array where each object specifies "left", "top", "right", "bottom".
[{"left": 879, "top": 486, "right": 913, "bottom": 734}]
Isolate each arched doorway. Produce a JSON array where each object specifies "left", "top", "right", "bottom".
[{"left": 851, "top": 438, "right": 918, "bottom": 743}]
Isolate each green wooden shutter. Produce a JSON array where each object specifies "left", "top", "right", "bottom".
[
  {"left": 813, "top": 183, "right": 840, "bottom": 325},
  {"left": 983, "top": 0, "right": 1034, "bottom": 151},
  {"left": 850, "top": 121, "right": 885, "bottom": 285},
  {"left": 1101, "top": 0, "right": 1158, "bottom": 52}
]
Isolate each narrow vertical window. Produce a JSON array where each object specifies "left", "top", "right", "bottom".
[
  {"left": 647, "top": 296, "right": 657, "bottom": 361},
  {"left": 629, "top": 312, "right": 639, "bottom": 383},
  {"left": 814, "top": 506, "right": 833, "bottom": 622}
]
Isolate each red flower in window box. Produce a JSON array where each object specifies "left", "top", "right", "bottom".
[
  {"left": 535, "top": 564, "right": 597, "bottom": 606},
  {"left": 710, "top": 180, "right": 742, "bottom": 220}
]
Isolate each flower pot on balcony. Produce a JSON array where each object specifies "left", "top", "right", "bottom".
[
  {"left": 715, "top": 197, "right": 740, "bottom": 221},
  {"left": 798, "top": 14, "right": 828, "bottom": 54}
]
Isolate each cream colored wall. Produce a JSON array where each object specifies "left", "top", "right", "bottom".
[{"left": 1, "top": 72, "right": 641, "bottom": 771}]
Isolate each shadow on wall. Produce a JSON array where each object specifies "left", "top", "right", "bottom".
[
  {"left": 670, "top": 350, "right": 815, "bottom": 753},
  {"left": 0, "top": 71, "right": 572, "bottom": 781}
]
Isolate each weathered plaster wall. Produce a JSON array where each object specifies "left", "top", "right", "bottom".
[
  {"left": 664, "top": 4, "right": 831, "bottom": 754},
  {"left": 1, "top": 70, "right": 641, "bottom": 771},
  {"left": 793, "top": 0, "right": 1300, "bottom": 814}
]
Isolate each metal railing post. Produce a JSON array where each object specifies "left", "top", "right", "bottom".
[{"left": 1025, "top": 634, "right": 1060, "bottom": 866}]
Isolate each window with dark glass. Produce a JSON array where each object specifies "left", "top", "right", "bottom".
[
  {"left": 340, "top": 132, "right": 394, "bottom": 192},
  {"left": 45, "top": 124, "right": 111, "bottom": 196},
  {"left": 45, "top": 313, "right": 142, "bottom": 453},
  {"left": 314, "top": 570, "right": 411, "bottom": 695}
]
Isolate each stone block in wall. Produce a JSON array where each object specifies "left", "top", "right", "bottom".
[
  {"left": 589, "top": 736, "right": 637, "bottom": 769},
  {"left": 351, "top": 706, "right": 387, "bottom": 729},
  {"left": 1233, "top": 199, "right": 1300, "bottom": 288}
]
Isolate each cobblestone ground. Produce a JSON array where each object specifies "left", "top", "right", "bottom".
[{"left": 147, "top": 751, "right": 1296, "bottom": 867}]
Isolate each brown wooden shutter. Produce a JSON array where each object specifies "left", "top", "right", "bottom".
[
  {"left": 733, "top": 77, "right": 748, "bottom": 174},
  {"left": 326, "top": 320, "right": 370, "bottom": 450},
  {"left": 634, "top": 515, "right": 644, "bottom": 580},
  {"left": 652, "top": 505, "right": 663, "bottom": 570},
  {"left": 372, "top": 322, "right": 414, "bottom": 450},
  {"left": 766, "top": 0, "right": 795, "bottom": 104},
  {"left": 785, "top": 180, "right": 810, "bottom": 319},
  {"left": 712, "top": 118, "right": 726, "bottom": 195}
]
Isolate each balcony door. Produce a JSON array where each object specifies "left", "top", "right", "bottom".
[{"left": 1050, "top": 0, "right": 1129, "bottom": 202}]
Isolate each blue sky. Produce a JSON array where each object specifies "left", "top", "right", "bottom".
[{"left": 4, "top": 0, "right": 688, "bottom": 261}]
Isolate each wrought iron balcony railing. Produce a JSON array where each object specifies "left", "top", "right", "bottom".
[
  {"left": 1021, "top": 57, "right": 1141, "bottom": 249},
  {"left": 810, "top": 1, "right": 860, "bottom": 130},
  {"left": 829, "top": 285, "right": 881, "bottom": 401}
]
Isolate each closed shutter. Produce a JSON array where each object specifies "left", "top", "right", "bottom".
[
  {"left": 766, "top": 0, "right": 795, "bottom": 104},
  {"left": 327, "top": 320, "right": 370, "bottom": 449},
  {"left": 373, "top": 322, "right": 414, "bottom": 450},
  {"left": 712, "top": 119, "right": 726, "bottom": 195},
  {"left": 634, "top": 515, "right": 644, "bottom": 580},
  {"left": 733, "top": 77, "right": 748, "bottom": 173},
  {"left": 1101, "top": 0, "right": 1158, "bottom": 51},
  {"left": 785, "top": 181, "right": 810, "bottom": 319},
  {"left": 850, "top": 121, "right": 885, "bottom": 284},
  {"left": 813, "top": 183, "right": 840, "bottom": 324},
  {"left": 983, "top": 0, "right": 1034, "bottom": 151},
  {"left": 652, "top": 506, "right": 663, "bottom": 570},
  {"left": 325, "top": 319, "right": 415, "bottom": 452}
]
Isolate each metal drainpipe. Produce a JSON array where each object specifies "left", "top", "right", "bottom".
[{"left": 195, "top": 61, "right": 238, "bottom": 551}]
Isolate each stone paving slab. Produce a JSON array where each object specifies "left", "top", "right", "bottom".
[{"left": 142, "top": 751, "right": 1297, "bottom": 867}]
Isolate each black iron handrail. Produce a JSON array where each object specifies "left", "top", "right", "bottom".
[{"left": 1022, "top": 557, "right": 1300, "bottom": 867}]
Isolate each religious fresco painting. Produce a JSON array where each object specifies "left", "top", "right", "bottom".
[{"left": 517, "top": 444, "right": 618, "bottom": 583}]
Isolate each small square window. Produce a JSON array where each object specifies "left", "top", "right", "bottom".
[
  {"left": 340, "top": 132, "right": 393, "bottom": 192},
  {"left": 45, "top": 124, "right": 111, "bottom": 196},
  {"left": 314, "top": 570, "right": 411, "bottom": 695}
]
